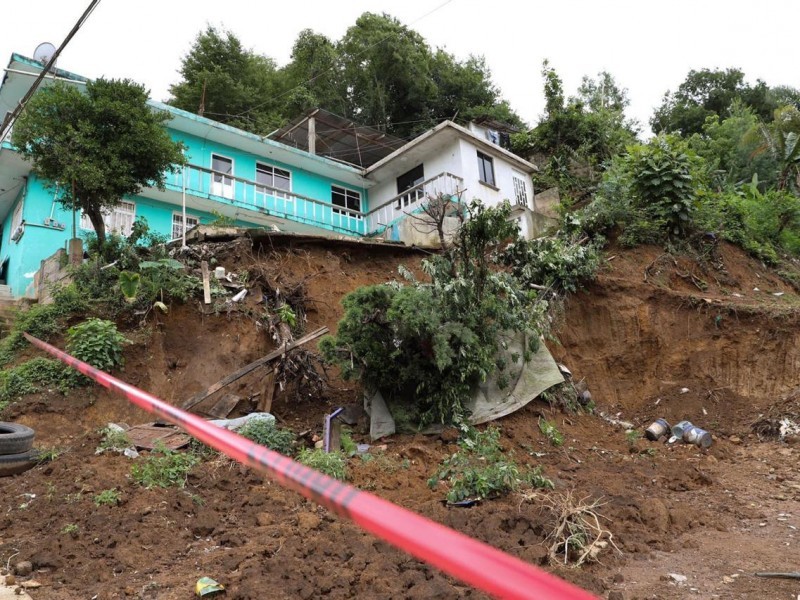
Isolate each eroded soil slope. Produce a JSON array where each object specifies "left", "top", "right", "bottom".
[{"left": 1, "top": 239, "right": 799, "bottom": 599}]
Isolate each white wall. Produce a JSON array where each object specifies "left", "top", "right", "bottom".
[{"left": 457, "top": 139, "right": 533, "bottom": 211}]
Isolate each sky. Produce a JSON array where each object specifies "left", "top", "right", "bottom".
[{"left": 1, "top": 0, "right": 798, "bottom": 135}]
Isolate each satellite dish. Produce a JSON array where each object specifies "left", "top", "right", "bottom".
[{"left": 33, "top": 42, "right": 57, "bottom": 65}]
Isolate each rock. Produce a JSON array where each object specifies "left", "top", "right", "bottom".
[
  {"left": 722, "top": 576, "right": 734, "bottom": 584},
  {"left": 3, "top": 574, "right": 15, "bottom": 585},
  {"left": 668, "top": 573, "right": 687, "bottom": 584},
  {"left": 13, "top": 561, "right": 32, "bottom": 576},
  {"left": 608, "top": 592, "right": 625, "bottom": 600},
  {"left": 639, "top": 498, "right": 670, "bottom": 533},
  {"left": 439, "top": 427, "right": 460, "bottom": 444},
  {"left": 314, "top": 440, "right": 324, "bottom": 449},
  {"left": 613, "top": 573, "right": 625, "bottom": 584},
  {"left": 729, "top": 436, "right": 742, "bottom": 445},
  {"left": 20, "top": 580, "right": 41, "bottom": 588}
]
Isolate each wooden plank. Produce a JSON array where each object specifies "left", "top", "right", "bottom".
[
  {"left": 201, "top": 260, "right": 211, "bottom": 304},
  {"left": 181, "top": 326, "right": 329, "bottom": 411},
  {"left": 257, "top": 369, "right": 276, "bottom": 413},
  {"left": 205, "top": 393, "right": 242, "bottom": 419}
]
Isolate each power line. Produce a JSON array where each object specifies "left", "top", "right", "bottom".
[
  {"left": 0, "top": 0, "right": 103, "bottom": 141},
  {"left": 232, "top": 0, "right": 455, "bottom": 119}
]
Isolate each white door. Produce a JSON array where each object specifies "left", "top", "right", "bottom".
[{"left": 211, "top": 154, "right": 234, "bottom": 199}]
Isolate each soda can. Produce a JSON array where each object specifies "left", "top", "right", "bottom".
[
  {"left": 683, "top": 426, "right": 712, "bottom": 448},
  {"left": 645, "top": 419, "right": 670, "bottom": 441},
  {"left": 671, "top": 420, "right": 694, "bottom": 438}
]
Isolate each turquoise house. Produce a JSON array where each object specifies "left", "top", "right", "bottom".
[{"left": 0, "top": 53, "right": 538, "bottom": 298}]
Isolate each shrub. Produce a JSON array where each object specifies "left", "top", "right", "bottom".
[
  {"left": 131, "top": 446, "right": 200, "bottom": 488},
  {"left": 428, "top": 426, "right": 553, "bottom": 503},
  {"left": 96, "top": 426, "right": 132, "bottom": 454},
  {"left": 0, "top": 358, "right": 75, "bottom": 407},
  {"left": 539, "top": 418, "right": 564, "bottom": 447},
  {"left": 296, "top": 448, "right": 347, "bottom": 480},
  {"left": 238, "top": 419, "right": 296, "bottom": 456},
  {"left": 93, "top": 489, "right": 121, "bottom": 506},
  {"left": 321, "top": 201, "right": 548, "bottom": 425},
  {"left": 66, "top": 318, "right": 128, "bottom": 371}
]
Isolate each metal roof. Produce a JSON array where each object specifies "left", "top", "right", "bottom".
[{"left": 268, "top": 108, "right": 406, "bottom": 169}]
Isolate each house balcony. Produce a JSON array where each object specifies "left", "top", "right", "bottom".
[
  {"left": 364, "top": 172, "right": 464, "bottom": 236},
  {"left": 160, "top": 163, "right": 367, "bottom": 237}
]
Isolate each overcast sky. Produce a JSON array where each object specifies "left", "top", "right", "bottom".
[{"left": 2, "top": 0, "right": 798, "bottom": 135}]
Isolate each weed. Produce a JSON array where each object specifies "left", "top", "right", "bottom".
[
  {"left": 131, "top": 445, "right": 200, "bottom": 489},
  {"left": 625, "top": 430, "right": 642, "bottom": 445},
  {"left": 296, "top": 448, "right": 347, "bottom": 480},
  {"left": 36, "top": 447, "right": 61, "bottom": 463},
  {"left": 66, "top": 318, "right": 128, "bottom": 372},
  {"left": 61, "top": 523, "right": 79, "bottom": 537},
  {"left": 238, "top": 419, "right": 296, "bottom": 456},
  {"left": 429, "top": 426, "right": 553, "bottom": 504},
  {"left": 96, "top": 426, "right": 132, "bottom": 454},
  {"left": 0, "top": 358, "right": 76, "bottom": 407},
  {"left": 340, "top": 428, "right": 358, "bottom": 457},
  {"left": 187, "top": 438, "right": 219, "bottom": 460},
  {"left": 93, "top": 489, "right": 121, "bottom": 507},
  {"left": 539, "top": 418, "right": 565, "bottom": 447}
]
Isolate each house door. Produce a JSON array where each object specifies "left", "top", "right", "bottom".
[{"left": 211, "top": 154, "right": 234, "bottom": 199}]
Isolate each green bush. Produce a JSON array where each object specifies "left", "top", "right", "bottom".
[
  {"left": 296, "top": 448, "right": 347, "bottom": 480},
  {"left": 428, "top": 426, "right": 553, "bottom": 503},
  {"left": 238, "top": 419, "right": 296, "bottom": 456},
  {"left": 93, "top": 489, "right": 121, "bottom": 506},
  {"left": 321, "top": 201, "right": 547, "bottom": 425},
  {"left": 131, "top": 446, "right": 200, "bottom": 488},
  {"left": 66, "top": 318, "right": 128, "bottom": 371},
  {"left": 502, "top": 236, "right": 602, "bottom": 294}
]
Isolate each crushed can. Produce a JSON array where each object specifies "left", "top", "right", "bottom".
[
  {"left": 671, "top": 420, "right": 694, "bottom": 438},
  {"left": 645, "top": 419, "right": 670, "bottom": 441},
  {"left": 683, "top": 425, "right": 713, "bottom": 448}
]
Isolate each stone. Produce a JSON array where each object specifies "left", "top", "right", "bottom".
[
  {"left": 613, "top": 573, "right": 625, "bottom": 584},
  {"left": 722, "top": 576, "right": 734, "bottom": 584},
  {"left": 13, "top": 562, "right": 32, "bottom": 577},
  {"left": 608, "top": 592, "right": 625, "bottom": 600},
  {"left": 668, "top": 573, "right": 687, "bottom": 584},
  {"left": 729, "top": 436, "right": 742, "bottom": 445}
]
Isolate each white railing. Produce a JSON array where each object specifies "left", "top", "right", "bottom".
[
  {"left": 365, "top": 172, "right": 464, "bottom": 235},
  {"left": 164, "top": 163, "right": 367, "bottom": 235}
]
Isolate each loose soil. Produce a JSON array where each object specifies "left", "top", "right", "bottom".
[{"left": 1, "top": 237, "right": 799, "bottom": 599}]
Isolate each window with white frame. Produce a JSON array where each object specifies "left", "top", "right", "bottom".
[
  {"left": 331, "top": 185, "right": 361, "bottom": 218},
  {"left": 256, "top": 163, "right": 291, "bottom": 199},
  {"left": 512, "top": 172, "right": 529, "bottom": 208},
  {"left": 80, "top": 201, "right": 136, "bottom": 237},
  {"left": 211, "top": 154, "right": 234, "bottom": 199},
  {"left": 477, "top": 151, "right": 495, "bottom": 187},
  {"left": 172, "top": 213, "right": 199, "bottom": 240},
  {"left": 11, "top": 199, "right": 23, "bottom": 231}
]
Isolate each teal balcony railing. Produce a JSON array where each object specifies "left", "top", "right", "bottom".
[{"left": 164, "top": 164, "right": 367, "bottom": 236}]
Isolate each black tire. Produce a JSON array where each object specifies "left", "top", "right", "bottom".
[
  {"left": 0, "top": 422, "right": 35, "bottom": 455},
  {"left": 0, "top": 449, "right": 39, "bottom": 477}
]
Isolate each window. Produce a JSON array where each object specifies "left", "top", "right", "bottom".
[
  {"left": 11, "top": 199, "right": 23, "bottom": 231},
  {"left": 211, "top": 154, "right": 234, "bottom": 199},
  {"left": 172, "top": 213, "right": 199, "bottom": 240},
  {"left": 256, "top": 163, "right": 291, "bottom": 199},
  {"left": 331, "top": 185, "right": 361, "bottom": 217},
  {"left": 80, "top": 201, "right": 136, "bottom": 237},
  {"left": 396, "top": 164, "right": 425, "bottom": 208},
  {"left": 477, "top": 151, "right": 495, "bottom": 187},
  {"left": 512, "top": 172, "right": 528, "bottom": 208}
]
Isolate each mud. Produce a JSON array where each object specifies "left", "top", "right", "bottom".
[{"left": 1, "top": 240, "right": 799, "bottom": 599}]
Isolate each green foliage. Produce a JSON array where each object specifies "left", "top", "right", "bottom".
[
  {"left": 93, "top": 489, "right": 121, "bottom": 507},
  {"left": 502, "top": 236, "right": 602, "bottom": 295},
  {"left": 428, "top": 426, "right": 553, "bottom": 503},
  {"left": 238, "top": 419, "right": 296, "bottom": 456},
  {"left": 131, "top": 446, "right": 200, "bottom": 489},
  {"left": 321, "top": 201, "right": 547, "bottom": 425},
  {"left": 36, "top": 447, "right": 62, "bottom": 463},
  {"left": 276, "top": 303, "right": 297, "bottom": 328},
  {"left": 12, "top": 79, "right": 186, "bottom": 247},
  {"left": 0, "top": 358, "right": 75, "bottom": 407},
  {"left": 96, "top": 426, "right": 132, "bottom": 454},
  {"left": 296, "top": 448, "right": 347, "bottom": 480},
  {"left": 61, "top": 523, "right": 79, "bottom": 536},
  {"left": 651, "top": 68, "right": 776, "bottom": 136},
  {"left": 118, "top": 271, "right": 141, "bottom": 303},
  {"left": 340, "top": 429, "right": 358, "bottom": 457},
  {"left": 66, "top": 319, "right": 128, "bottom": 372},
  {"left": 538, "top": 418, "right": 564, "bottom": 447},
  {"left": 208, "top": 210, "right": 235, "bottom": 228}
]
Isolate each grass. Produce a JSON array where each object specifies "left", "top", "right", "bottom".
[
  {"left": 93, "top": 489, "right": 121, "bottom": 506},
  {"left": 539, "top": 418, "right": 565, "bottom": 447},
  {"left": 296, "top": 448, "right": 347, "bottom": 480},
  {"left": 131, "top": 445, "right": 200, "bottom": 489}
]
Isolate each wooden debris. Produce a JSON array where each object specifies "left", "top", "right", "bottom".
[
  {"left": 181, "top": 326, "right": 329, "bottom": 411},
  {"left": 125, "top": 424, "right": 191, "bottom": 450},
  {"left": 201, "top": 260, "right": 211, "bottom": 304},
  {"left": 258, "top": 369, "right": 276, "bottom": 413},
  {"left": 205, "top": 393, "right": 242, "bottom": 419}
]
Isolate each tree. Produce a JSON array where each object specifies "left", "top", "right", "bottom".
[
  {"left": 282, "top": 30, "right": 347, "bottom": 117},
  {"left": 651, "top": 68, "right": 775, "bottom": 137},
  {"left": 752, "top": 105, "right": 800, "bottom": 192},
  {"left": 169, "top": 26, "right": 286, "bottom": 134},
  {"left": 12, "top": 79, "right": 186, "bottom": 247}
]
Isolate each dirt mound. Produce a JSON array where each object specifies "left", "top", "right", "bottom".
[{"left": 1, "top": 239, "right": 799, "bottom": 599}]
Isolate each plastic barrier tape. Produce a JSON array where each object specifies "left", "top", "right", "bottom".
[{"left": 24, "top": 333, "right": 597, "bottom": 600}]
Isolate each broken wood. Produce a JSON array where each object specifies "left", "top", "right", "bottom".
[
  {"left": 201, "top": 260, "right": 211, "bottom": 304},
  {"left": 181, "top": 326, "right": 329, "bottom": 411},
  {"left": 205, "top": 393, "right": 242, "bottom": 419},
  {"left": 257, "top": 369, "right": 276, "bottom": 413}
]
